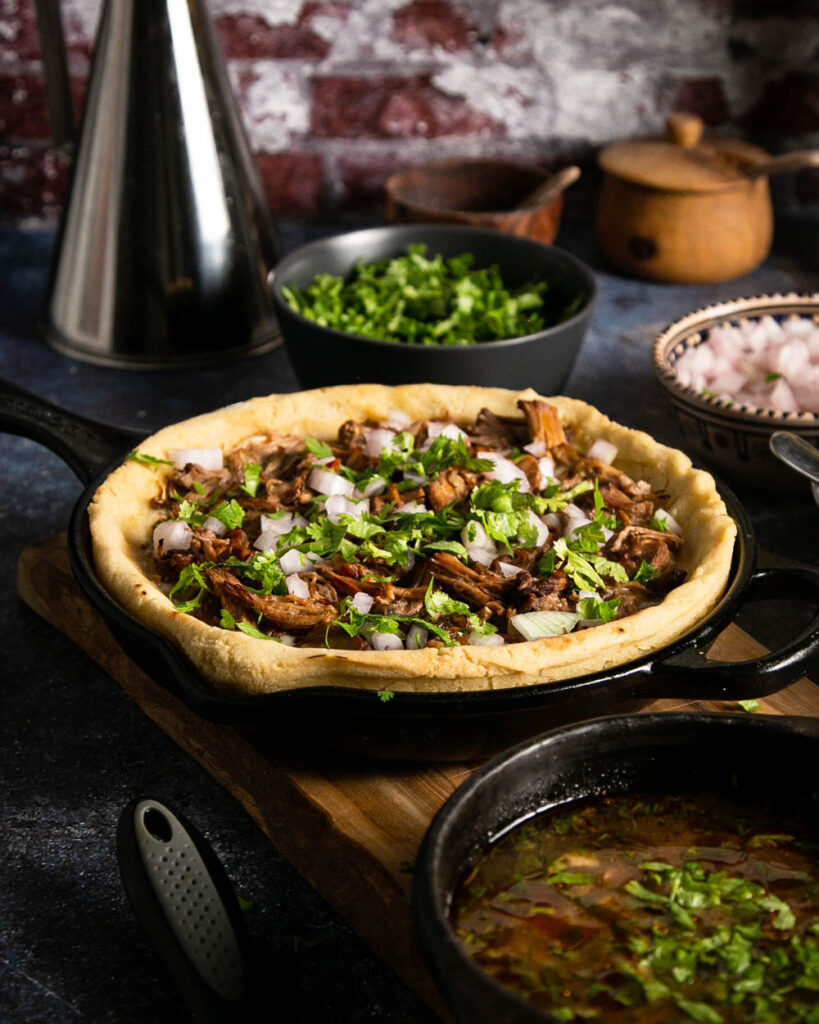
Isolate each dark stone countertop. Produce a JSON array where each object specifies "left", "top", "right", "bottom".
[{"left": 1, "top": 204, "right": 818, "bottom": 1024}]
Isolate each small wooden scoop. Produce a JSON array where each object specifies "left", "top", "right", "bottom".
[{"left": 515, "top": 165, "right": 581, "bottom": 210}]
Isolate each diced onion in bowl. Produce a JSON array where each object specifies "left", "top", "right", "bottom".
[
  {"left": 351, "top": 592, "right": 374, "bottom": 615},
  {"left": 468, "top": 632, "right": 505, "bottom": 646},
  {"left": 307, "top": 467, "right": 355, "bottom": 497},
  {"left": 370, "top": 632, "right": 404, "bottom": 651},
  {"left": 167, "top": 448, "right": 223, "bottom": 471},
  {"left": 325, "top": 494, "right": 369, "bottom": 524},
  {"left": 406, "top": 624, "right": 428, "bottom": 650},
  {"left": 285, "top": 574, "right": 310, "bottom": 599},
  {"left": 510, "top": 610, "right": 581, "bottom": 640},
  {"left": 364, "top": 427, "right": 397, "bottom": 458},
  {"left": 203, "top": 516, "right": 228, "bottom": 537},
  {"left": 586, "top": 439, "right": 618, "bottom": 464},
  {"left": 279, "top": 549, "right": 319, "bottom": 575},
  {"left": 479, "top": 450, "right": 531, "bottom": 492},
  {"left": 497, "top": 562, "right": 523, "bottom": 578},
  {"left": 462, "top": 520, "right": 498, "bottom": 566},
  {"left": 153, "top": 520, "right": 193, "bottom": 555},
  {"left": 254, "top": 530, "right": 280, "bottom": 551}
]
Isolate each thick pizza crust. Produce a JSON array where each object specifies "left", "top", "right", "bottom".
[{"left": 89, "top": 385, "right": 736, "bottom": 696}]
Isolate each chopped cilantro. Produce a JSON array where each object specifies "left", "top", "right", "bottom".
[
  {"left": 738, "top": 699, "right": 761, "bottom": 713},
  {"left": 282, "top": 244, "right": 585, "bottom": 346},
  {"left": 127, "top": 451, "right": 174, "bottom": 470},
  {"left": 424, "top": 580, "right": 471, "bottom": 619},
  {"left": 240, "top": 462, "right": 262, "bottom": 497},
  {"left": 305, "top": 437, "right": 334, "bottom": 459},
  {"left": 209, "top": 498, "right": 245, "bottom": 530},
  {"left": 650, "top": 513, "right": 669, "bottom": 532},
  {"left": 236, "top": 621, "right": 277, "bottom": 641},
  {"left": 577, "top": 596, "right": 620, "bottom": 623},
  {"left": 633, "top": 560, "right": 659, "bottom": 584},
  {"left": 376, "top": 690, "right": 395, "bottom": 703}
]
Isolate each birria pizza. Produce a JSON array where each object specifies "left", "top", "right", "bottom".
[{"left": 89, "top": 385, "right": 735, "bottom": 695}]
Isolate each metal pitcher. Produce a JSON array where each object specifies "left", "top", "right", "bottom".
[{"left": 35, "top": 0, "right": 281, "bottom": 368}]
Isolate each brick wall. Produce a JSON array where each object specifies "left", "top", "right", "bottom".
[{"left": 1, "top": 0, "right": 818, "bottom": 225}]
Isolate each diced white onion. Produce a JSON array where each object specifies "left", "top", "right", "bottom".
[
  {"left": 351, "top": 592, "right": 374, "bottom": 615},
  {"left": 405, "top": 549, "right": 416, "bottom": 573},
  {"left": 203, "top": 516, "right": 228, "bottom": 537},
  {"left": 462, "top": 520, "right": 498, "bottom": 566},
  {"left": 525, "top": 510, "right": 550, "bottom": 548},
  {"left": 325, "top": 494, "right": 369, "bottom": 524},
  {"left": 260, "top": 511, "right": 308, "bottom": 535},
  {"left": 510, "top": 610, "right": 581, "bottom": 640},
  {"left": 577, "top": 589, "right": 598, "bottom": 602},
  {"left": 364, "top": 427, "right": 397, "bottom": 458},
  {"left": 278, "top": 549, "right": 319, "bottom": 575},
  {"left": 307, "top": 467, "right": 355, "bottom": 498},
  {"left": 153, "top": 520, "right": 193, "bottom": 555},
  {"left": 563, "top": 503, "right": 590, "bottom": 538},
  {"left": 543, "top": 512, "right": 562, "bottom": 530},
  {"left": 354, "top": 476, "right": 387, "bottom": 499},
  {"left": 653, "top": 508, "right": 682, "bottom": 536},
  {"left": 385, "top": 408, "right": 411, "bottom": 430},
  {"left": 370, "top": 632, "right": 404, "bottom": 651},
  {"left": 253, "top": 530, "right": 280, "bottom": 551},
  {"left": 167, "top": 447, "right": 223, "bottom": 471},
  {"left": 523, "top": 440, "right": 547, "bottom": 457},
  {"left": 586, "top": 439, "right": 618, "bottom": 465},
  {"left": 468, "top": 631, "right": 506, "bottom": 647},
  {"left": 406, "top": 624, "right": 428, "bottom": 650},
  {"left": 277, "top": 634, "right": 297, "bottom": 646},
  {"left": 404, "top": 469, "right": 427, "bottom": 486},
  {"left": 538, "top": 456, "right": 556, "bottom": 483},
  {"left": 312, "top": 455, "right": 335, "bottom": 466},
  {"left": 425, "top": 421, "right": 467, "bottom": 445},
  {"left": 285, "top": 574, "right": 310, "bottom": 599},
  {"left": 479, "top": 450, "right": 531, "bottom": 492},
  {"left": 397, "top": 500, "right": 428, "bottom": 514},
  {"left": 497, "top": 562, "right": 523, "bottom": 578}
]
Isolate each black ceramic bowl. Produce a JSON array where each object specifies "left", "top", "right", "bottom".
[
  {"left": 270, "top": 225, "right": 596, "bottom": 391},
  {"left": 413, "top": 711, "right": 819, "bottom": 1024}
]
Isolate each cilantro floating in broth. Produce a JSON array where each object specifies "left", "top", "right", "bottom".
[{"left": 282, "top": 244, "right": 584, "bottom": 345}]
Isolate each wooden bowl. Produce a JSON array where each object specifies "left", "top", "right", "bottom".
[
  {"left": 652, "top": 293, "right": 819, "bottom": 491},
  {"left": 385, "top": 159, "right": 564, "bottom": 243}
]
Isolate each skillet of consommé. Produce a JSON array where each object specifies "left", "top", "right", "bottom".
[{"left": 451, "top": 792, "right": 819, "bottom": 1023}]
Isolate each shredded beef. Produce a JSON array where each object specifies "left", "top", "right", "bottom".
[{"left": 205, "top": 567, "right": 336, "bottom": 630}]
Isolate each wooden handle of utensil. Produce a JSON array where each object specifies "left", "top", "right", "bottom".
[
  {"left": 666, "top": 112, "right": 704, "bottom": 148},
  {"left": 515, "top": 165, "right": 581, "bottom": 210},
  {"left": 745, "top": 149, "right": 819, "bottom": 180}
]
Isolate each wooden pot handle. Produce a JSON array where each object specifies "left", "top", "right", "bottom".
[
  {"left": 746, "top": 150, "right": 819, "bottom": 179},
  {"left": 666, "top": 113, "right": 704, "bottom": 148}
]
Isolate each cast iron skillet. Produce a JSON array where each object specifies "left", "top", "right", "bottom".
[
  {"left": 413, "top": 711, "right": 819, "bottom": 1023},
  {"left": 3, "top": 378, "right": 819, "bottom": 760}
]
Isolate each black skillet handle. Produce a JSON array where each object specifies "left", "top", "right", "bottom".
[
  {"left": 648, "top": 563, "right": 819, "bottom": 700},
  {"left": 0, "top": 377, "right": 146, "bottom": 484}
]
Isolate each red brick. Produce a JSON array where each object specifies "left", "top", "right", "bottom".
[
  {"left": 311, "top": 76, "right": 503, "bottom": 140},
  {"left": 747, "top": 72, "right": 819, "bottom": 135},
  {"left": 0, "top": 144, "right": 69, "bottom": 222},
  {"left": 672, "top": 77, "right": 730, "bottom": 126},
  {"left": 255, "top": 151, "right": 325, "bottom": 216},
  {"left": 215, "top": 13, "right": 330, "bottom": 61},
  {"left": 391, "top": 0, "right": 473, "bottom": 53},
  {"left": 0, "top": 72, "right": 50, "bottom": 138}
]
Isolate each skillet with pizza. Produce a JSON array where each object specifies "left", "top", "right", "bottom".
[{"left": 89, "top": 385, "right": 735, "bottom": 695}]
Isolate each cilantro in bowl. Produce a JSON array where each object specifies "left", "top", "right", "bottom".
[{"left": 281, "top": 244, "right": 584, "bottom": 346}]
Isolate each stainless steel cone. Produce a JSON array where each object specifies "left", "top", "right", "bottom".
[{"left": 42, "top": 0, "right": 281, "bottom": 368}]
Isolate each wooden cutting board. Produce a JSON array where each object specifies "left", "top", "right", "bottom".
[{"left": 17, "top": 535, "right": 819, "bottom": 1022}]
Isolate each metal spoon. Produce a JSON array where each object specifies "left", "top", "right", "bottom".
[{"left": 769, "top": 431, "right": 819, "bottom": 506}]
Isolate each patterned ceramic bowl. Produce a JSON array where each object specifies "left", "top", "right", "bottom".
[{"left": 652, "top": 293, "right": 819, "bottom": 491}]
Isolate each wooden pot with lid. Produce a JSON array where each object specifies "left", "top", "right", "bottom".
[{"left": 596, "top": 113, "right": 819, "bottom": 284}]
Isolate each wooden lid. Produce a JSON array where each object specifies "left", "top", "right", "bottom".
[{"left": 598, "top": 113, "right": 770, "bottom": 192}]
